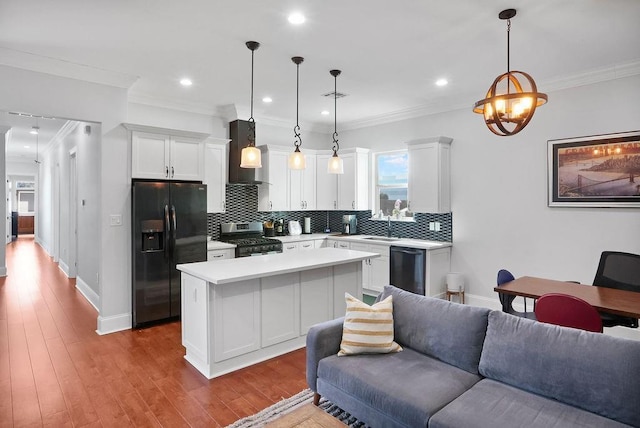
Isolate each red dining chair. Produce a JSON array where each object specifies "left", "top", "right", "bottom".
[{"left": 534, "top": 293, "right": 603, "bottom": 333}]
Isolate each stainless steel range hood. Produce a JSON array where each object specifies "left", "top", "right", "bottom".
[{"left": 228, "top": 119, "right": 262, "bottom": 185}]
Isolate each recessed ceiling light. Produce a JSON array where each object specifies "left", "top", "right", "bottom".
[
  {"left": 180, "top": 78, "right": 193, "bottom": 87},
  {"left": 262, "top": 97, "right": 273, "bottom": 103},
  {"left": 321, "top": 110, "right": 330, "bottom": 115},
  {"left": 435, "top": 78, "right": 448, "bottom": 87},
  {"left": 30, "top": 126, "right": 39, "bottom": 135},
  {"left": 288, "top": 12, "right": 306, "bottom": 25},
  {"left": 24, "top": 145, "right": 30, "bottom": 149}
]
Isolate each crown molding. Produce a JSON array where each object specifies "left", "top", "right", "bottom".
[
  {"left": 540, "top": 59, "right": 640, "bottom": 92},
  {"left": 0, "top": 47, "right": 139, "bottom": 89},
  {"left": 128, "top": 92, "right": 218, "bottom": 116}
]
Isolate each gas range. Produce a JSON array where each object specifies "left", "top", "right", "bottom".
[{"left": 219, "top": 222, "right": 283, "bottom": 258}]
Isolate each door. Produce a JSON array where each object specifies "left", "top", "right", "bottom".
[
  {"left": 68, "top": 151, "right": 78, "bottom": 278},
  {"left": 132, "top": 181, "right": 171, "bottom": 326},
  {"left": 169, "top": 182, "right": 208, "bottom": 318}
]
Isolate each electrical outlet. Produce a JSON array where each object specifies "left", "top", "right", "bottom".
[
  {"left": 110, "top": 214, "right": 122, "bottom": 226},
  {"left": 429, "top": 222, "right": 435, "bottom": 231},
  {"left": 435, "top": 222, "right": 441, "bottom": 232}
]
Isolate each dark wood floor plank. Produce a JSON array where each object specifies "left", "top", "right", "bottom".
[{"left": 3, "top": 236, "right": 308, "bottom": 427}]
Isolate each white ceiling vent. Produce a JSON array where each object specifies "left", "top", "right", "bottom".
[{"left": 322, "top": 91, "right": 348, "bottom": 98}]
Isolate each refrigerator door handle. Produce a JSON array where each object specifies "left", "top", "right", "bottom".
[
  {"left": 164, "top": 204, "right": 170, "bottom": 260},
  {"left": 171, "top": 205, "right": 177, "bottom": 238}
]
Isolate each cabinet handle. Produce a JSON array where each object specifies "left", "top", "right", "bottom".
[
  {"left": 171, "top": 166, "right": 175, "bottom": 178},
  {"left": 352, "top": 201, "right": 355, "bottom": 209},
  {"left": 213, "top": 254, "right": 224, "bottom": 258},
  {"left": 270, "top": 201, "right": 273, "bottom": 210},
  {"left": 222, "top": 201, "right": 225, "bottom": 211},
  {"left": 301, "top": 201, "right": 304, "bottom": 210},
  {"left": 333, "top": 201, "right": 337, "bottom": 209},
  {"left": 408, "top": 201, "right": 411, "bottom": 210},
  {"left": 165, "top": 166, "right": 169, "bottom": 178}
]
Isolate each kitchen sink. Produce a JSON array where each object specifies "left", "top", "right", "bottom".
[{"left": 363, "top": 236, "right": 400, "bottom": 242}]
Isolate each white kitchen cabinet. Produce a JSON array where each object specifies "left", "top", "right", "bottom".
[
  {"left": 407, "top": 137, "right": 452, "bottom": 213},
  {"left": 338, "top": 149, "right": 370, "bottom": 210},
  {"left": 316, "top": 153, "right": 338, "bottom": 210},
  {"left": 290, "top": 151, "right": 316, "bottom": 210},
  {"left": 425, "top": 247, "right": 452, "bottom": 297},
  {"left": 326, "top": 239, "right": 350, "bottom": 249},
  {"left": 207, "top": 249, "right": 234, "bottom": 261},
  {"left": 127, "top": 125, "right": 207, "bottom": 181},
  {"left": 350, "top": 242, "right": 390, "bottom": 295},
  {"left": 257, "top": 146, "right": 289, "bottom": 211},
  {"left": 204, "top": 138, "right": 229, "bottom": 213},
  {"left": 316, "top": 148, "right": 369, "bottom": 210},
  {"left": 282, "top": 242, "right": 299, "bottom": 253},
  {"left": 181, "top": 275, "right": 208, "bottom": 366}
]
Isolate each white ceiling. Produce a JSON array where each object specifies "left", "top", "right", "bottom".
[{"left": 2, "top": 0, "right": 640, "bottom": 158}]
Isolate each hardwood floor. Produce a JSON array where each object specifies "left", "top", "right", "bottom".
[{"left": 0, "top": 237, "right": 308, "bottom": 427}]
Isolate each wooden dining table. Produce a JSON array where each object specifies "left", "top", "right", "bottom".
[{"left": 494, "top": 276, "right": 640, "bottom": 318}]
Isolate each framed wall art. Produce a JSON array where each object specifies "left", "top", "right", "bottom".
[{"left": 548, "top": 130, "right": 640, "bottom": 207}]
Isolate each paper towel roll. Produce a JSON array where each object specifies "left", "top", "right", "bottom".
[
  {"left": 446, "top": 272, "right": 465, "bottom": 292},
  {"left": 303, "top": 217, "right": 311, "bottom": 234}
]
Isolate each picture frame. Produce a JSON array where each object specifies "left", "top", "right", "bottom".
[{"left": 547, "top": 130, "right": 640, "bottom": 207}]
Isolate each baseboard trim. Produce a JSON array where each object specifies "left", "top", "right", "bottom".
[
  {"left": 96, "top": 313, "right": 131, "bottom": 335},
  {"left": 75, "top": 276, "right": 99, "bottom": 312},
  {"left": 59, "top": 260, "right": 70, "bottom": 277}
]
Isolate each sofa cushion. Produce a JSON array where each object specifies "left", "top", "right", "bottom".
[
  {"left": 338, "top": 293, "right": 402, "bottom": 356},
  {"left": 318, "top": 347, "right": 482, "bottom": 427},
  {"left": 480, "top": 311, "right": 640, "bottom": 427},
  {"left": 379, "top": 285, "right": 491, "bottom": 374},
  {"left": 429, "top": 379, "right": 631, "bottom": 428}
]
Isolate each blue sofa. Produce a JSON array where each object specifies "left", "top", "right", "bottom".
[{"left": 306, "top": 285, "right": 640, "bottom": 428}]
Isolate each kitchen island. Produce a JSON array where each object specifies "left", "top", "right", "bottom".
[{"left": 176, "top": 248, "right": 378, "bottom": 379}]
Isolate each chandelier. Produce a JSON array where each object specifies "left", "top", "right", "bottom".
[{"left": 473, "top": 9, "right": 547, "bottom": 136}]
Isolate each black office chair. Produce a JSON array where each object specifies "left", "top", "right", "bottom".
[
  {"left": 593, "top": 251, "right": 640, "bottom": 329},
  {"left": 496, "top": 269, "right": 536, "bottom": 320}
]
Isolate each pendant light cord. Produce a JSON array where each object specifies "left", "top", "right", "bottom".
[
  {"left": 506, "top": 18, "right": 511, "bottom": 95},
  {"left": 332, "top": 72, "right": 339, "bottom": 155},
  {"left": 248, "top": 46, "right": 256, "bottom": 148},
  {"left": 294, "top": 60, "right": 302, "bottom": 149}
]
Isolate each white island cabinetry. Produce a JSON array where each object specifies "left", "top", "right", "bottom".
[{"left": 177, "top": 248, "right": 377, "bottom": 379}]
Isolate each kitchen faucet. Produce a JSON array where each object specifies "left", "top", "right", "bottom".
[{"left": 387, "top": 216, "right": 394, "bottom": 237}]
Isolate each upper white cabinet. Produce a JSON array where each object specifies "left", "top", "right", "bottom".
[
  {"left": 290, "top": 151, "right": 316, "bottom": 211},
  {"left": 316, "top": 153, "right": 339, "bottom": 210},
  {"left": 407, "top": 137, "right": 452, "bottom": 213},
  {"left": 256, "top": 146, "right": 289, "bottom": 211},
  {"left": 125, "top": 124, "right": 208, "bottom": 181},
  {"left": 203, "top": 138, "right": 229, "bottom": 213},
  {"left": 316, "top": 148, "right": 369, "bottom": 211}
]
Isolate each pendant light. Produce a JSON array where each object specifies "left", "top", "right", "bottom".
[
  {"left": 240, "top": 41, "right": 262, "bottom": 168},
  {"left": 288, "top": 56, "right": 306, "bottom": 169},
  {"left": 32, "top": 120, "right": 41, "bottom": 164},
  {"left": 327, "top": 69, "right": 344, "bottom": 174},
  {"left": 473, "top": 9, "right": 547, "bottom": 136}
]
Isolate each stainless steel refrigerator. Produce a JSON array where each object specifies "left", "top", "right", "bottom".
[{"left": 132, "top": 181, "right": 207, "bottom": 328}]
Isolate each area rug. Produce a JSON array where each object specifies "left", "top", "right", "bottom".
[{"left": 225, "top": 388, "right": 369, "bottom": 428}]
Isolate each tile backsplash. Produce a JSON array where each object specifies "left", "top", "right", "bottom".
[{"left": 207, "top": 184, "right": 452, "bottom": 242}]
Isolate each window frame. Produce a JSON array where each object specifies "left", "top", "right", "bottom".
[{"left": 372, "top": 149, "right": 412, "bottom": 221}]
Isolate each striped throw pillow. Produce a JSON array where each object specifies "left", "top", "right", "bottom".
[{"left": 338, "top": 293, "right": 402, "bottom": 356}]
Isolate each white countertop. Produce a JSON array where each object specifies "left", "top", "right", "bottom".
[
  {"left": 207, "top": 240, "right": 236, "bottom": 250},
  {"left": 177, "top": 248, "right": 379, "bottom": 284},
  {"left": 326, "top": 234, "right": 452, "bottom": 250}
]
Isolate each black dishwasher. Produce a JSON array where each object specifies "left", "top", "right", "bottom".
[{"left": 389, "top": 246, "right": 426, "bottom": 295}]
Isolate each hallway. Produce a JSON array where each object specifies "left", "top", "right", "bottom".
[{"left": 0, "top": 237, "right": 307, "bottom": 427}]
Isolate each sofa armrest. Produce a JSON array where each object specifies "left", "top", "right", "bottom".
[{"left": 306, "top": 317, "right": 344, "bottom": 392}]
